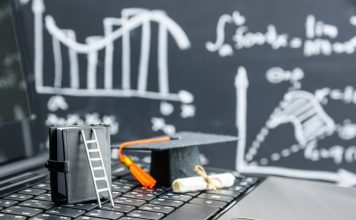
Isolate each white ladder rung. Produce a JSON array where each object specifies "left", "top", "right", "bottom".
[
  {"left": 93, "top": 167, "right": 104, "bottom": 171},
  {"left": 86, "top": 140, "right": 97, "bottom": 144},
  {"left": 88, "top": 149, "right": 99, "bottom": 153},
  {"left": 90, "top": 158, "right": 101, "bottom": 161},
  {"left": 95, "top": 177, "right": 107, "bottom": 181},
  {"left": 97, "top": 188, "right": 109, "bottom": 193}
]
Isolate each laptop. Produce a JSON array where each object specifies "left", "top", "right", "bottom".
[{"left": 1, "top": 0, "right": 356, "bottom": 219}]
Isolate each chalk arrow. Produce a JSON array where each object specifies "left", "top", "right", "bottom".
[{"left": 337, "top": 169, "right": 356, "bottom": 187}]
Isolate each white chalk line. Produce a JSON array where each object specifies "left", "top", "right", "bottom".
[{"left": 36, "top": 86, "right": 190, "bottom": 103}]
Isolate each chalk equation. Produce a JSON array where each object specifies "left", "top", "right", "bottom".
[{"left": 206, "top": 11, "right": 356, "bottom": 57}]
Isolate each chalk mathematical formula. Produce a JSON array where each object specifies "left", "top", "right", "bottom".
[{"left": 206, "top": 11, "right": 356, "bottom": 57}]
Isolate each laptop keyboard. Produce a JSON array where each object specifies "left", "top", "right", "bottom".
[{"left": 0, "top": 168, "right": 260, "bottom": 220}]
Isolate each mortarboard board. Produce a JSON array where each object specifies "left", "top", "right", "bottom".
[{"left": 123, "top": 131, "right": 238, "bottom": 186}]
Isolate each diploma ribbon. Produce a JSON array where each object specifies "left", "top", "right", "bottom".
[{"left": 194, "top": 165, "right": 223, "bottom": 191}]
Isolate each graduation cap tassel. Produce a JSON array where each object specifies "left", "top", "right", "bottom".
[
  {"left": 118, "top": 136, "right": 173, "bottom": 189},
  {"left": 120, "top": 155, "right": 156, "bottom": 188}
]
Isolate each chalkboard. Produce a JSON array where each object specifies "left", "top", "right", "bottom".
[{"left": 13, "top": 0, "right": 356, "bottom": 186}]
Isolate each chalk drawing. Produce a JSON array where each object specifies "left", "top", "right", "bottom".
[
  {"left": 160, "top": 101, "right": 174, "bottom": 116},
  {"left": 181, "top": 104, "right": 196, "bottom": 118},
  {"left": 151, "top": 117, "right": 176, "bottom": 135},
  {"left": 32, "top": 0, "right": 193, "bottom": 104},
  {"left": 266, "top": 67, "right": 304, "bottom": 89},
  {"left": 47, "top": 95, "right": 69, "bottom": 112},
  {"left": 45, "top": 113, "right": 119, "bottom": 135},
  {"left": 235, "top": 66, "right": 356, "bottom": 186},
  {"left": 337, "top": 120, "right": 356, "bottom": 140},
  {"left": 267, "top": 91, "right": 335, "bottom": 146},
  {"left": 207, "top": 11, "right": 356, "bottom": 57}
]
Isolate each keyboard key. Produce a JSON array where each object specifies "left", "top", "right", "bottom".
[
  {"left": 112, "top": 191, "right": 122, "bottom": 198},
  {"left": 163, "top": 203, "right": 219, "bottom": 220},
  {"left": 133, "top": 187, "right": 165, "bottom": 196},
  {"left": 150, "top": 198, "right": 183, "bottom": 208},
  {"left": 75, "top": 216, "right": 103, "bottom": 220},
  {"left": 227, "top": 185, "right": 247, "bottom": 193},
  {"left": 86, "top": 209, "right": 123, "bottom": 219},
  {"left": 32, "top": 183, "right": 51, "bottom": 191},
  {"left": 111, "top": 184, "right": 132, "bottom": 193},
  {"left": 75, "top": 217, "right": 103, "bottom": 220},
  {"left": 4, "top": 193, "right": 33, "bottom": 201},
  {"left": 64, "top": 203, "right": 98, "bottom": 211},
  {"left": 112, "top": 165, "right": 130, "bottom": 177},
  {"left": 236, "top": 177, "right": 258, "bottom": 187},
  {"left": 185, "top": 191, "right": 201, "bottom": 197},
  {"left": 159, "top": 193, "right": 192, "bottom": 202},
  {"left": 120, "top": 217, "right": 144, "bottom": 220},
  {"left": 35, "top": 193, "right": 52, "bottom": 201},
  {"left": 0, "top": 199, "right": 18, "bottom": 207},
  {"left": 206, "top": 189, "right": 241, "bottom": 197},
  {"left": 29, "top": 213, "right": 71, "bottom": 219},
  {"left": 0, "top": 213, "right": 26, "bottom": 219},
  {"left": 114, "top": 197, "right": 146, "bottom": 207},
  {"left": 2, "top": 205, "right": 42, "bottom": 217},
  {"left": 245, "top": 177, "right": 259, "bottom": 184},
  {"left": 19, "top": 188, "right": 47, "bottom": 196},
  {"left": 189, "top": 198, "right": 227, "bottom": 208},
  {"left": 140, "top": 204, "right": 174, "bottom": 214},
  {"left": 101, "top": 203, "right": 135, "bottom": 213},
  {"left": 19, "top": 199, "right": 54, "bottom": 209},
  {"left": 113, "top": 179, "right": 139, "bottom": 188},
  {"left": 198, "top": 193, "right": 234, "bottom": 202},
  {"left": 120, "top": 174, "right": 140, "bottom": 182},
  {"left": 124, "top": 191, "right": 156, "bottom": 201},
  {"left": 46, "top": 207, "right": 85, "bottom": 218},
  {"left": 128, "top": 210, "right": 164, "bottom": 220},
  {"left": 235, "top": 178, "right": 255, "bottom": 187}
]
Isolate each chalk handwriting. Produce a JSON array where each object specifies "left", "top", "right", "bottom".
[
  {"left": 181, "top": 104, "right": 196, "bottom": 118},
  {"left": 315, "top": 86, "right": 356, "bottom": 105},
  {"left": 151, "top": 117, "right": 176, "bottom": 135},
  {"left": 160, "top": 101, "right": 174, "bottom": 116},
  {"left": 266, "top": 67, "right": 304, "bottom": 89},
  {"left": 47, "top": 95, "right": 69, "bottom": 112},
  {"left": 45, "top": 113, "right": 119, "bottom": 135},
  {"left": 337, "top": 120, "right": 356, "bottom": 140},
  {"left": 207, "top": 12, "right": 356, "bottom": 57}
]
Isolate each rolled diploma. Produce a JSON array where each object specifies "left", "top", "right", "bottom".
[{"left": 172, "top": 173, "right": 236, "bottom": 193}]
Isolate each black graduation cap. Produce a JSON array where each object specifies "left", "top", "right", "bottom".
[{"left": 125, "top": 131, "right": 238, "bottom": 186}]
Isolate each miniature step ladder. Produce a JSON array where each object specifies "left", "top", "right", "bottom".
[{"left": 81, "top": 129, "right": 114, "bottom": 208}]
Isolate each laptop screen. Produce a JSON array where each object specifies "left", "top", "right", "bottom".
[
  {"left": 0, "top": 0, "right": 30, "bottom": 124},
  {"left": 0, "top": 0, "right": 45, "bottom": 167}
]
